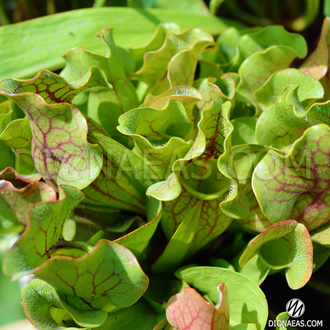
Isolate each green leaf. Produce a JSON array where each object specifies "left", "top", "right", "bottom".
[
  {"left": 147, "top": 99, "right": 249, "bottom": 219},
  {"left": 129, "top": 23, "right": 180, "bottom": 71},
  {"left": 276, "top": 312, "right": 289, "bottom": 330},
  {"left": 253, "top": 124, "right": 330, "bottom": 230},
  {"left": 144, "top": 85, "right": 202, "bottom": 121},
  {"left": 61, "top": 28, "right": 138, "bottom": 138},
  {"left": 131, "top": 28, "right": 214, "bottom": 95},
  {"left": 0, "top": 93, "right": 103, "bottom": 190},
  {"left": 118, "top": 99, "right": 192, "bottom": 148},
  {"left": 255, "top": 105, "right": 296, "bottom": 150},
  {"left": 152, "top": 201, "right": 202, "bottom": 273},
  {"left": 0, "top": 167, "right": 56, "bottom": 226},
  {"left": 0, "top": 100, "right": 34, "bottom": 170},
  {"left": 3, "top": 185, "right": 84, "bottom": 280},
  {"left": 231, "top": 325, "right": 257, "bottom": 330},
  {"left": 166, "top": 283, "right": 230, "bottom": 330},
  {"left": 175, "top": 266, "right": 268, "bottom": 330},
  {"left": 153, "top": 0, "right": 209, "bottom": 14},
  {"left": 33, "top": 239, "right": 149, "bottom": 327},
  {"left": 82, "top": 132, "right": 154, "bottom": 213},
  {"left": 0, "top": 8, "right": 242, "bottom": 81},
  {"left": 159, "top": 186, "right": 231, "bottom": 261},
  {"left": 114, "top": 197, "right": 162, "bottom": 260},
  {"left": 231, "top": 118, "right": 257, "bottom": 145},
  {"left": 312, "top": 242, "right": 330, "bottom": 270},
  {"left": 201, "top": 26, "right": 259, "bottom": 71},
  {"left": 237, "top": 37, "right": 307, "bottom": 107},
  {"left": 0, "top": 68, "right": 110, "bottom": 104},
  {"left": 22, "top": 279, "right": 83, "bottom": 330},
  {"left": 254, "top": 68, "right": 324, "bottom": 111},
  {"left": 310, "top": 221, "right": 330, "bottom": 246},
  {"left": 0, "top": 140, "right": 15, "bottom": 170},
  {"left": 97, "top": 298, "right": 164, "bottom": 330},
  {"left": 275, "top": 84, "right": 330, "bottom": 128},
  {"left": 0, "top": 167, "right": 43, "bottom": 234},
  {"left": 239, "top": 220, "right": 313, "bottom": 289},
  {"left": 300, "top": 17, "right": 330, "bottom": 80},
  {"left": 232, "top": 254, "right": 270, "bottom": 286},
  {"left": 193, "top": 76, "right": 232, "bottom": 112},
  {"left": 118, "top": 99, "right": 194, "bottom": 180},
  {"left": 255, "top": 69, "right": 324, "bottom": 149}
]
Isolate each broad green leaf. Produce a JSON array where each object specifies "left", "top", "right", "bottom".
[
  {"left": 118, "top": 99, "right": 192, "bottom": 148},
  {"left": 254, "top": 68, "right": 324, "bottom": 111},
  {"left": 166, "top": 283, "right": 230, "bottom": 330},
  {"left": 115, "top": 197, "right": 162, "bottom": 259},
  {"left": 0, "top": 167, "right": 43, "bottom": 233},
  {"left": 129, "top": 23, "right": 180, "bottom": 71},
  {"left": 210, "top": 258, "right": 235, "bottom": 272},
  {"left": 118, "top": 99, "right": 194, "bottom": 180},
  {"left": 312, "top": 242, "right": 330, "bottom": 270},
  {"left": 3, "top": 185, "right": 84, "bottom": 280},
  {"left": 0, "top": 68, "right": 110, "bottom": 104},
  {"left": 239, "top": 183, "right": 272, "bottom": 233},
  {"left": 201, "top": 26, "right": 260, "bottom": 71},
  {"left": 153, "top": 0, "right": 209, "bottom": 14},
  {"left": 232, "top": 254, "right": 270, "bottom": 286},
  {"left": 22, "top": 279, "right": 83, "bottom": 330},
  {"left": 97, "top": 298, "right": 164, "bottom": 330},
  {"left": 82, "top": 132, "right": 154, "bottom": 213},
  {"left": 239, "top": 220, "right": 313, "bottom": 289},
  {"left": 232, "top": 144, "right": 278, "bottom": 232},
  {"left": 231, "top": 118, "right": 257, "bottom": 145},
  {"left": 144, "top": 86, "right": 202, "bottom": 122},
  {"left": 275, "top": 84, "right": 330, "bottom": 128},
  {"left": 204, "top": 26, "right": 306, "bottom": 74},
  {"left": 0, "top": 7, "right": 244, "bottom": 80},
  {"left": 61, "top": 28, "right": 138, "bottom": 138},
  {"left": 253, "top": 124, "right": 330, "bottom": 230},
  {"left": 231, "top": 325, "right": 257, "bottom": 330},
  {"left": 159, "top": 187, "right": 231, "bottom": 258},
  {"left": 255, "top": 105, "right": 296, "bottom": 150},
  {"left": 131, "top": 28, "right": 214, "bottom": 95},
  {"left": 0, "top": 93, "right": 103, "bottom": 190},
  {"left": 255, "top": 72, "right": 324, "bottom": 149},
  {"left": 310, "top": 221, "right": 330, "bottom": 246},
  {"left": 235, "top": 26, "right": 306, "bottom": 73},
  {"left": 193, "top": 77, "right": 229, "bottom": 112},
  {"left": 300, "top": 17, "right": 330, "bottom": 80},
  {"left": 152, "top": 201, "right": 202, "bottom": 273},
  {"left": 237, "top": 42, "right": 307, "bottom": 107},
  {"left": 0, "top": 168, "right": 56, "bottom": 225},
  {"left": 275, "top": 312, "right": 289, "bottom": 330},
  {"left": 196, "top": 60, "right": 236, "bottom": 108},
  {"left": 0, "top": 100, "right": 34, "bottom": 169},
  {"left": 34, "top": 239, "right": 149, "bottom": 327},
  {"left": 285, "top": 223, "right": 313, "bottom": 289},
  {"left": 148, "top": 99, "right": 249, "bottom": 219},
  {"left": 0, "top": 140, "right": 15, "bottom": 170},
  {"left": 175, "top": 267, "right": 268, "bottom": 330}
]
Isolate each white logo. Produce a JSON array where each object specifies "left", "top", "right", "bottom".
[{"left": 286, "top": 298, "right": 305, "bottom": 318}]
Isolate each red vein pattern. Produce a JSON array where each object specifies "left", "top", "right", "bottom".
[{"left": 166, "top": 283, "right": 229, "bottom": 330}]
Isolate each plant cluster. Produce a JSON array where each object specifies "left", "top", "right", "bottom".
[{"left": 0, "top": 5, "right": 330, "bottom": 330}]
